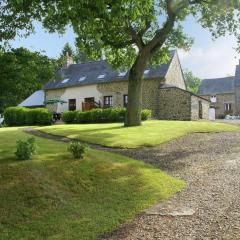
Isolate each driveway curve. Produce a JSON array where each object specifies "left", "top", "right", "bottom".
[{"left": 103, "top": 131, "right": 240, "bottom": 240}]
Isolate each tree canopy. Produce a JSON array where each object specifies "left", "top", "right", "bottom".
[
  {"left": 0, "top": 47, "right": 57, "bottom": 113},
  {"left": 1, "top": 0, "right": 240, "bottom": 125}
]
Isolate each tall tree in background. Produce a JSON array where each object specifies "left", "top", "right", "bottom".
[
  {"left": 0, "top": 48, "right": 57, "bottom": 113},
  {"left": 57, "top": 43, "right": 89, "bottom": 67},
  {"left": 2, "top": 1, "right": 240, "bottom": 125},
  {"left": 184, "top": 69, "right": 201, "bottom": 94}
]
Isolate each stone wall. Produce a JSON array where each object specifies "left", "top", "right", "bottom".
[
  {"left": 165, "top": 53, "right": 186, "bottom": 90},
  {"left": 200, "top": 93, "right": 235, "bottom": 118},
  {"left": 191, "top": 95, "right": 209, "bottom": 120},
  {"left": 157, "top": 88, "right": 192, "bottom": 120},
  {"left": 97, "top": 79, "right": 162, "bottom": 116}
]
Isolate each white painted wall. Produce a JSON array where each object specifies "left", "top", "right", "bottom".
[{"left": 46, "top": 84, "right": 102, "bottom": 112}]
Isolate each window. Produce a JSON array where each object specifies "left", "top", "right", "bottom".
[
  {"left": 98, "top": 74, "right": 105, "bottom": 79},
  {"left": 79, "top": 76, "right": 86, "bottom": 81},
  {"left": 68, "top": 99, "right": 76, "bottom": 111},
  {"left": 123, "top": 94, "right": 128, "bottom": 107},
  {"left": 104, "top": 96, "right": 113, "bottom": 107},
  {"left": 224, "top": 103, "right": 232, "bottom": 113},
  {"left": 61, "top": 78, "right": 69, "bottom": 84}
]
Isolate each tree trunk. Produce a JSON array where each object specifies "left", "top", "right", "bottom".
[{"left": 125, "top": 54, "right": 148, "bottom": 127}]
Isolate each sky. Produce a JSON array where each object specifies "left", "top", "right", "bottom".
[{"left": 11, "top": 16, "right": 240, "bottom": 80}]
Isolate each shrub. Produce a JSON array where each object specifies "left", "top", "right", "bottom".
[
  {"left": 62, "top": 111, "right": 77, "bottom": 124},
  {"left": 15, "top": 137, "right": 37, "bottom": 160},
  {"left": 4, "top": 107, "right": 52, "bottom": 126},
  {"left": 35, "top": 108, "right": 52, "bottom": 125},
  {"left": 68, "top": 140, "right": 89, "bottom": 159},
  {"left": 62, "top": 108, "right": 151, "bottom": 124},
  {"left": 90, "top": 108, "right": 103, "bottom": 122},
  {"left": 141, "top": 109, "right": 152, "bottom": 121},
  {"left": 4, "top": 107, "right": 27, "bottom": 126}
]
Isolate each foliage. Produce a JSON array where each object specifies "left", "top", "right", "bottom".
[
  {"left": 68, "top": 140, "right": 89, "bottom": 159},
  {"left": 184, "top": 69, "right": 201, "bottom": 94},
  {"left": 38, "top": 120, "right": 239, "bottom": 148},
  {"left": 61, "top": 111, "right": 77, "bottom": 124},
  {"left": 62, "top": 108, "right": 151, "bottom": 124},
  {"left": 0, "top": 47, "right": 57, "bottom": 113},
  {"left": 57, "top": 43, "right": 89, "bottom": 67},
  {"left": 15, "top": 137, "right": 36, "bottom": 160},
  {"left": 4, "top": 107, "right": 52, "bottom": 126},
  {"left": 0, "top": 127, "right": 185, "bottom": 239},
  {"left": 141, "top": 109, "right": 152, "bottom": 121}
]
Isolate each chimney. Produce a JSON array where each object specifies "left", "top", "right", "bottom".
[{"left": 64, "top": 52, "right": 74, "bottom": 68}]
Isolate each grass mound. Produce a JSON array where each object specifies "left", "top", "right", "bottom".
[{"left": 0, "top": 128, "right": 184, "bottom": 239}]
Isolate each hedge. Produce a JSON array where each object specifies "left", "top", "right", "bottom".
[
  {"left": 62, "top": 108, "right": 151, "bottom": 124},
  {"left": 4, "top": 107, "right": 52, "bottom": 126}
]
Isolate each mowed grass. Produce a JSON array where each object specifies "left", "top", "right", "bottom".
[
  {"left": 37, "top": 120, "right": 239, "bottom": 148},
  {"left": 0, "top": 127, "right": 185, "bottom": 240}
]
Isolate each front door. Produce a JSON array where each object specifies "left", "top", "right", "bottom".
[{"left": 82, "top": 97, "right": 95, "bottom": 111}]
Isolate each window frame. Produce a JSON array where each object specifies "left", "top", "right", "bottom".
[
  {"left": 103, "top": 96, "right": 113, "bottom": 108},
  {"left": 68, "top": 99, "right": 76, "bottom": 111}
]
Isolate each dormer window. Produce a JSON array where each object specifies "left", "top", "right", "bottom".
[
  {"left": 98, "top": 74, "right": 105, "bottom": 79},
  {"left": 61, "top": 78, "right": 69, "bottom": 84},
  {"left": 79, "top": 76, "right": 86, "bottom": 82},
  {"left": 118, "top": 71, "right": 127, "bottom": 77},
  {"left": 144, "top": 69, "right": 150, "bottom": 75}
]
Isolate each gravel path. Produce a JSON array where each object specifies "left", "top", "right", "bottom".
[
  {"left": 24, "top": 128, "right": 240, "bottom": 239},
  {"left": 102, "top": 131, "right": 240, "bottom": 240}
]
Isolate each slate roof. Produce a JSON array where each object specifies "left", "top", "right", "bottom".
[
  {"left": 44, "top": 51, "right": 176, "bottom": 90},
  {"left": 198, "top": 76, "right": 235, "bottom": 95},
  {"left": 19, "top": 90, "right": 45, "bottom": 107}
]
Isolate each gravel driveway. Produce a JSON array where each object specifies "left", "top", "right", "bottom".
[{"left": 103, "top": 131, "right": 240, "bottom": 240}]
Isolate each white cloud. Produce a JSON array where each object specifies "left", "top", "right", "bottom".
[{"left": 178, "top": 38, "right": 239, "bottom": 79}]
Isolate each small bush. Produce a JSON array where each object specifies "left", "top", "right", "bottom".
[
  {"left": 141, "top": 109, "right": 152, "bottom": 121},
  {"left": 68, "top": 140, "right": 89, "bottom": 159},
  {"left": 15, "top": 137, "right": 37, "bottom": 160},
  {"left": 4, "top": 107, "right": 52, "bottom": 126},
  {"left": 62, "top": 111, "right": 77, "bottom": 124}
]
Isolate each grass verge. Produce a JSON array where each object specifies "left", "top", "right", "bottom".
[{"left": 37, "top": 120, "right": 239, "bottom": 148}]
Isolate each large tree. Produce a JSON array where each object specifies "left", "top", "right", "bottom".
[
  {"left": 0, "top": 47, "right": 57, "bottom": 113},
  {"left": 1, "top": 1, "right": 240, "bottom": 125}
]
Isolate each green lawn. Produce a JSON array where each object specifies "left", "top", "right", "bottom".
[
  {"left": 0, "top": 127, "right": 185, "bottom": 240},
  {"left": 37, "top": 120, "right": 239, "bottom": 148}
]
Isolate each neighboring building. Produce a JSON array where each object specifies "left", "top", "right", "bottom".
[
  {"left": 43, "top": 50, "right": 209, "bottom": 120},
  {"left": 198, "top": 61, "right": 240, "bottom": 118},
  {"left": 19, "top": 90, "right": 45, "bottom": 108}
]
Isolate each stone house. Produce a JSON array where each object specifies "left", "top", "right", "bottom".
[
  {"left": 31, "top": 50, "right": 209, "bottom": 120},
  {"left": 198, "top": 61, "right": 240, "bottom": 118}
]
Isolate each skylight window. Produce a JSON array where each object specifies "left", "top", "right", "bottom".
[
  {"left": 79, "top": 76, "right": 86, "bottom": 82},
  {"left": 144, "top": 69, "right": 150, "bottom": 74},
  {"left": 98, "top": 74, "right": 105, "bottom": 79},
  {"left": 118, "top": 71, "right": 127, "bottom": 77},
  {"left": 61, "top": 78, "right": 69, "bottom": 84}
]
